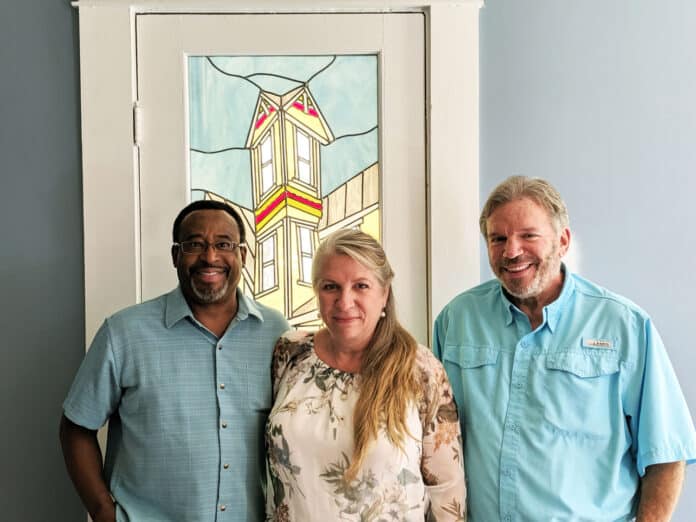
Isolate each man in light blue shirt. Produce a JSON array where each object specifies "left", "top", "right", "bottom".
[
  {"left": 60, "top": 200, "right": 289, "bottom": 522},
  {"left": 434, "top": 176, "right": 696, "bottom": 521}
]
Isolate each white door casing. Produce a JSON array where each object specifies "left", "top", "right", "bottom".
[
  {"left": 74, "top": 0, "right": 481, "bottom": 348},
  {"left": 137, "top": 12, "right": 427, "bottom": 341}
]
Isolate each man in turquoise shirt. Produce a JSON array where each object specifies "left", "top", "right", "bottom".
[
  {"left": 434, "top": 176, "right": 696, "bottom": 521},
  {"left": 60, "top": 200, "right": 289, "bottom": 521}
]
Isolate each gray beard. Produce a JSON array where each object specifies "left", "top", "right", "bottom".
[
  {"left": 499, "top": 249, "right": 560, "bottom": 301},
  {"left": 191, "top": 279, "right": 229, "bottom": 304}
]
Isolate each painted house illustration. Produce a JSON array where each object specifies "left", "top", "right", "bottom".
[{"left": 201, "top": 85, "right": 380, "bottom": 327}]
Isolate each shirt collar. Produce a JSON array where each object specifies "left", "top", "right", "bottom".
[
  {"left": 236, "top": 288, "right": 264, "bottom": 322},
  {"left": 497, "top": 263, "right": 575, "bottom": 332},
  {"left": 544, "top": 264, "right": 575, "bottom": 332},
  {"left": 165, "top": 286, "right": 264, "bottom": 329}
]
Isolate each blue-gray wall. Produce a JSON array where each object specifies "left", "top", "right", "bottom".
[
  {"left": 2, "top": 0, "right": 695, "bottom": 520},
  {"left": 480, "top": 1, "right": 696, "bottom": 519},
  {"left": 0, "top": 1, "right": 85, "bottom": 520}
]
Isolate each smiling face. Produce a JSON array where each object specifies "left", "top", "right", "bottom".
[
  {"left": 486, "top": 197, "right": 570, "bottom": 306},
  {"left": 172, "top": 209, "right": 246, "bottom": 308},
  {"left": 315, "top": 253, "right": 389, "bottom": 352}
]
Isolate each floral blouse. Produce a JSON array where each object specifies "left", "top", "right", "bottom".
[{"left": 265, "top": 330, "right": 466, "bottom": 521}]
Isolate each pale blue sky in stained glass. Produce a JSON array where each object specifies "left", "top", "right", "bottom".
[{"left": 188, "top": 55, "right": 378, "bottom": 209}]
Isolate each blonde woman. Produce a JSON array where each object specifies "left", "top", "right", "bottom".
[{"left": 266, "top": 229, "right": 466, "bottom": 521}]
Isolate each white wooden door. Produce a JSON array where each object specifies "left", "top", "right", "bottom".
[{"left": 135, "top": 13, "right": 428, "bottom": 342}]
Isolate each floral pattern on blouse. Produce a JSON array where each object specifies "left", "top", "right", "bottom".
[{"left": 266, "top": 330, "right": 466, "bottom": 521}]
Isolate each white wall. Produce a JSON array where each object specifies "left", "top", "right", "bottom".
[{"left": 479, "top": 1, "right": 696, "bottom": 519}]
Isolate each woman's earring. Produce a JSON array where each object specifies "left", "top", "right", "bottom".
[{"left": 380, "top": 310, "right": 386, "bottom": 318}]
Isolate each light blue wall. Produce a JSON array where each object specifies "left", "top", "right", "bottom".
[{"left": 480, "top": 1, "right": 696, "bottom": 519}]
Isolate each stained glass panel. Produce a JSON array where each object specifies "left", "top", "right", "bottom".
[{"left": 188, "top": 55, "right": 379, "bottom": 327}]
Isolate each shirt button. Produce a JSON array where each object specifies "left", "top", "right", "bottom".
[
  {"left": 223, "top": 463, "right": 229, "bottom": 469},
  {"left": 220, "top": 505, "right": 226, "bottom": 511},
  {"left": 221, "top": 422, "right": 228, "bottom": 429},
  {"left": 218, "top": 345, "right": 223, "bottom": 351},
  {"left": 520, "top": 341, "right": 528, "bottom": 348},
  {"left": 219, "top": 383, "right": 225, "bottom": 390},
  {"left": 503, "top": 515, "right": 512, "bottom": 522}
]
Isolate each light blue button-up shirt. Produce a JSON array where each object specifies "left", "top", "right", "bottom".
[
  {"left": 63, "top": 287, "right": 289, "bottom": 522},
  {"left": 433, "top": 269, "right": 696, "bottom": 521}
]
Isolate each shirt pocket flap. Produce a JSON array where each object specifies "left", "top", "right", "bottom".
[
  {"left": 443, "top": 345, "right": 499, "bottom": 369},
  {"left": 546, "top": 351, "right": 620, "bottom": 378}
]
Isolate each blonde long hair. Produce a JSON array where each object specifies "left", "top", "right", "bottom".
[{"left": 312, "top": 229, "right": 420, "bottom": 481}]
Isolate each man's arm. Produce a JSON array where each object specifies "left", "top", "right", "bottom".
[
  {"left": 59, "top": 414, "right": 115, "bottom": 522},
  {"left": 636, "top": 461, "right": 685, "bottom": 522}
]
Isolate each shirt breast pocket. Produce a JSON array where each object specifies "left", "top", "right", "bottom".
[
  {"left": 540, "top": 350, "right": 621, "bottom": 440},
  {"left": 444, "top": 344, "right": 500, "bottom": 370},
  {"left": 245, "top": 364, "right": 273, "bottom": 413},
  {"left": 442, "top": 344, "right": 500, "bottom": 420}
]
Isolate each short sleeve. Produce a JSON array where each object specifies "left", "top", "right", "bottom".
[
  {"left": 417, "top": 347, "right": 467, "bottom": 521},
  {"left": 432, "top": 309, "right": 448, "bottom": 362},
  {"left": 62, "top": 320, "right": 122, "bottom": 430},
  {"left": 624, "top": 318, "right": 696, "bottom": 475}
]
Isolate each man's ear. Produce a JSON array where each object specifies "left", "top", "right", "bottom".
[
  {"left": 559, "top": 227, "right": 571, "bottom": 257},
  {"left": 240, "top": 244, "right": 248, "bottom": 266},
  {"left": 171, "top": 245, "right": 179, "bottom": 267}
]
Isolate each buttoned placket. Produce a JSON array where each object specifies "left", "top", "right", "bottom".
[
  {"left": 215, "top": 316, "right": 239, "bottom": 519},
  {"left": 499, "top": 313, "right": 536, "bottom": 522}
]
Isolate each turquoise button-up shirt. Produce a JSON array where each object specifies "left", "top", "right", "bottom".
[
  {"left": 434, "top": 269, "right": 696, "bottom": 521},
  {"left": 63, "top": 287, "right": 289, "bottom": 522}
]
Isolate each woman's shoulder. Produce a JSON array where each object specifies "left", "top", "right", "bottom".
[
  {"left": 413, "top": 345, "right": 459, "bottom": 428},
  {"left": 273, "top": 329, "right": 315, "bottom": 366},
  {"left": 413, "top": 346, "right": 453, "bottom": 402},
  {"left": 413, "top": 344, "right": 447, "bottom": 378}
]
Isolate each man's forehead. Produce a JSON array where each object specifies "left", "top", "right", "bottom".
[
  {"left": 488, "top": 198, "right": 552, "bottom": 222},
  {"left": 180, "top": 209, "right": 239, "bottom": 235},
  {"left": 486, "top": 199, "right": 562, "bottom": 237}
]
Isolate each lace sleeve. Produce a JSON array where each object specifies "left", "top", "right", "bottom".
[{"left": 417, "top": 346, "right": 467, "bottom": 521}]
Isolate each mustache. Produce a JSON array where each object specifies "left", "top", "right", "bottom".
[
  {"left": 188, "top": 262, "right": 229, "bottom": 274},
  {"left": 499, "top": 256, "right": 537, "bottom": 268}
]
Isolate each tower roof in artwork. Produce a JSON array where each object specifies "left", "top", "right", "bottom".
[
  {"left": 245, "top": 92, "right": 281, "bottom": 148},
  {"left": 245, "top": 85, "right": 334, "bottom": 148},
  {"left": 189, "top": 55, "right": 378, "bottom": 206}
]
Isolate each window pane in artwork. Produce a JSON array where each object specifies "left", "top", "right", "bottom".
[
  {"left": 262, "top": 164, "right": 274, "bottom": 193},
  {"left": 296, "top": 130, "right": 311, "bottom": 183},
  {"left": 261, "top": 235, "right": 276, "bottom": 291},
  {"left": 297, "top": 131, "right": 310, "bottom": 159},
  {"left": 263, "top": 265, "right": 275, "bottom": 290},
  {"left": 298, "top": 161, "right": 311, "bottom": 183},
  {"left": 261, "top": 135, "right": 272, "bottom": 162},
  {"left": 262, "top": 236, "right": 275, "bottom": 260},
  {"left": 301, "top": 257, "right": 312, "bottom": 283},
  {"left": 299, "top": 226, "right": 311, "bottom": 252},
  {"left": 298, "top": 226, "right": 313, "bottom": 283}
]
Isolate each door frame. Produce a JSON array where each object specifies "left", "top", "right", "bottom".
[{"left": 72, "top": 0, "right": 482, "bottom": 345}]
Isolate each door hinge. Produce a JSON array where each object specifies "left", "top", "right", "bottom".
[{"left": 133, "top": 102, "right": 143, "bottom": 146}]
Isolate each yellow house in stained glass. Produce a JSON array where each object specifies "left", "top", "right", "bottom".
[
  {"left": 199, "top": 84, "right": 381, "bottom": 328},
  {"left": 245, "top": 86, "right": 334, "bottom": 325}
]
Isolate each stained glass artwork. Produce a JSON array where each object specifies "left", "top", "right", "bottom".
[{"left": 187, "top": 55, "right": 379, "bottom": 327}]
